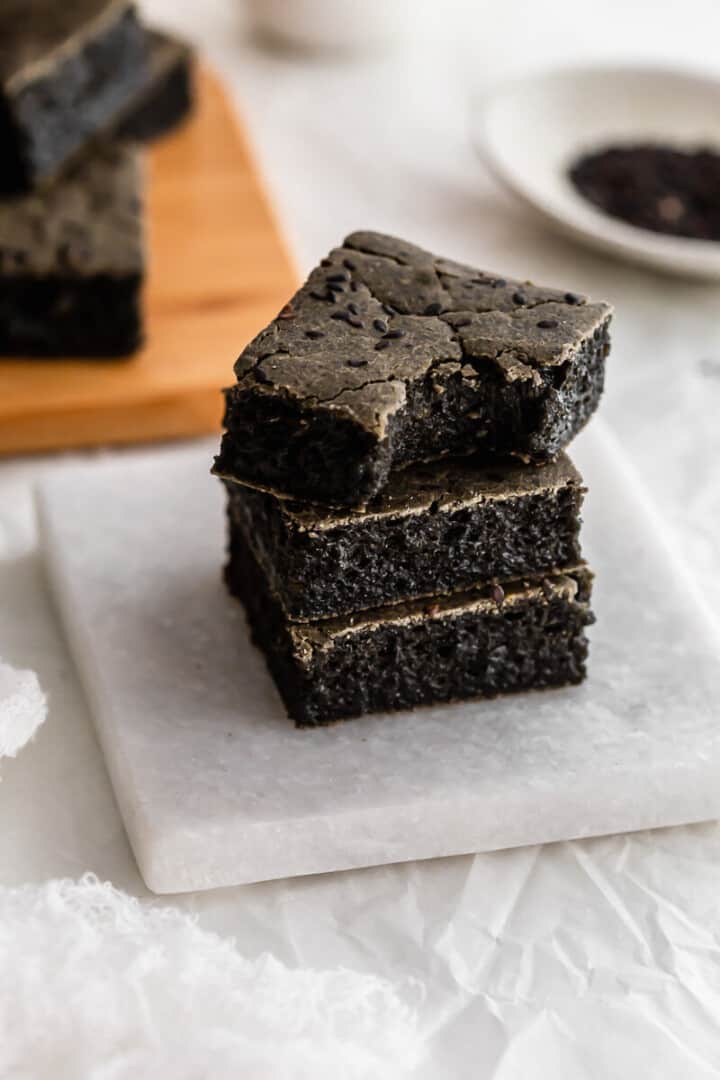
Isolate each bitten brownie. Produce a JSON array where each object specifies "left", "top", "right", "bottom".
[
  {"left": 214, "top": 231, "right": 612, "bottom": 506},
  {"left": 226, "top": 524, "right": 594, "bottom": 727},
  {"left": 0, "top": 0, "right": 149, "bottom": 194},
  {"left": 114, "top": 29, "right": 194, "bottom": 143},
  {"left": 225, "top": 452, "right": 585, "bottom": 620},
  {"left": 0, "top": 143, "right": 144, "bottom": 357}
]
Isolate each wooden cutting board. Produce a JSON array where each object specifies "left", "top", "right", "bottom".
[{"left": 0, "top": 67, "right": 298, "bottom": 456}]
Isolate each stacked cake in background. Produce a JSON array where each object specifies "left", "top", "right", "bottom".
[
  {"left": 0, "top": 0, "right": 194, "bottom": 357},
  {"left": 215, "top": 231, "right": 612, "bottom": 726}
]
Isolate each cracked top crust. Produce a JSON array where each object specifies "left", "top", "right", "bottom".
[
  {"left": 0, "top": 0, "right": 132, "bottom": 91},
  {"left": 0, "top": 143, "right": 143, "bottom": 276},
  {"left": 231, "top": 230, "right": 612, "bottom": 438}
]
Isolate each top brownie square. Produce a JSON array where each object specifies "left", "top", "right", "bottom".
[
  {"left": 0, "top": 0, "right": 148, "bottom": 193},
  {"left": 215, "top": 231, "right": 612, "bottom": 506}
]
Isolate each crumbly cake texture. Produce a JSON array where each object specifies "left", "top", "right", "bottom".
[
  {"left": 226, "top": 524, "right": 594, "bottom": 727},
  {"left": 114, "top": 29, "right": 194, "bottom": 143},
  {"left": 0, "top": 143, "right": 144, "bottom": 356},
  {"left": 225, "top": 451, "right": 585, "bottom": 620},
  {"left": 214, "top": 231, "right": 612, "bottom": 506},
  {"left": 0, "top": 0, "right": 149, "bottom": 193}
]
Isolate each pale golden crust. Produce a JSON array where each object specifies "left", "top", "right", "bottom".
[
  {"left": 226, "top": 450, "right": 583, "bottom": 531},
  {"left": 0, "top": 0, "right": 132, "bottom": 90},
  {"left": 289, "top": 567, "right": 592, "bottom": 662}
]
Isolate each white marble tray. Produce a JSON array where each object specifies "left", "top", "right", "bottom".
[{"left": 36, "top": 422, "right": 720, "bottom": 894}]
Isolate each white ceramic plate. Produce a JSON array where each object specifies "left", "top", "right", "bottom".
[{"left": 474, "top": 66, "right": 720, "bottom": 279}]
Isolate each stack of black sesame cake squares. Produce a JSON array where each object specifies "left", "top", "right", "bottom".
[
  {"left": 0, "top": 1, "right": 194, "bottom": 357},
  {"left": 214, "top": 231, "right": 612, "bottom": 727}
]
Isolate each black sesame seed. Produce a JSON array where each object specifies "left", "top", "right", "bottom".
[
  {"left": 384, "top": 329, "right": 406, "bottom": 339},
  {"left": 347, "top": 358, "right": 368, "bottom": 367},
  {"left": 373, "top": 318, "right": 388, "bottom": 333},
  {"left": 492, "top": 278, "right": 507, "bottom": 289},
  {"left": 564, "top": 292, "right": 581, "bottom": 305},
  {"left": 347, "top": 302, "right": 359, "bottom": 315},
  {"left": 470, "top": 277, "right": 490, "bottom": 285},
  {"left": 343, "top": 258, "right": 357, "bottom": 271},
  {"left": 512, "top": 291, "right": 527, "bottom": 305},
  {"left": 320, "top": 258, "right": 332, "bottom": 267},
  {"left": 423, "top": 302, "right": 443, "bottom": 316},
  {"left": 327, "top": 272, "right": 348, "bottom": 283},
  {"left": 327, "top": 281, "right": 345, "bottom": 294},
  {"left": 310, "top": 290, "right": 331, "bottom": 302},
  {"left": 537, "top": 318, "right": 559, "bottom": 330},
  {"left": 382, "top": 304, "right": 397, "bottom": 316},
  {"left": 305, "top": 329, "right": 324, "bottom": 339},
  {"left": 331, "top": 310, "right": 349, "bottom": 322},
  {"left": 350, "top": 280, "right": 359, "bottom": 292},
  {"left": 375, "top": 339, "right": 390, "bottom": 351},
  {"left": 347, "top": 316, "right": 364, "bottom": 329}
]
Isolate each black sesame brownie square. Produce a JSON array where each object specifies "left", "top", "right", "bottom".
[
  {"left": 225, "top": 451, "right": 585, "bottom": 621},
  {"left": 214, "top": 230, "right": 612, "bottom": 507},
  {"left": 226, "top": 523, "right": 594, "bottom": 727},
  {"left": 0, "top": 143, "right": 144, "bottom": 357},
  {"left": 0, "top": 0, "right": 149, "bottom": 194}
]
